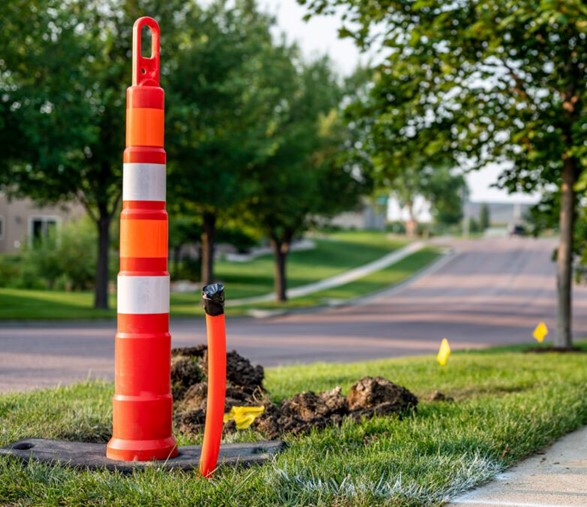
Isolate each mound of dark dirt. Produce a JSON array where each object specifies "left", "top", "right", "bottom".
[
  {"left": 171, "top": 346, "right": 265, "bottom": 401},
  {"left": 171, "top": 356, "right": 203, "bottom": 400},
  {"left": 255, "top": 377, "right": 418, "bottom": 439},
  {"left": 172, "top": 348, "right": 418, "bottom": 439},
  {"left": 172, "top": 347, "right": 267, "bottom": 434},
  {"left": 255, "top": 387, "right": 349, "bottom": 438}
]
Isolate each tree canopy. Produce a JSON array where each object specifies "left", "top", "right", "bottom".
[
  {"left": 1, "top": 0, "right": 366, "bottom": 307},
  {"left": 0, "top": 0, "right": 190, "bottom": 308},
  {"left": 165, "top": 0, "right": 295, "bottom": 284},
  {"left": 301, "top": 0, "right": 587, "bottom": 346},
  {"left": 244, "top": 57, "right": 366, "bottom": 301}
]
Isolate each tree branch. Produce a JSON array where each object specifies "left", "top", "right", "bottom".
[{"left": 500, "top": 59, "right": 538, "bottom": 108}]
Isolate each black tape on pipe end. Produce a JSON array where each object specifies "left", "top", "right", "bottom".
[{"left": 202, "top": 283, "right": 225, "bottom": 316}]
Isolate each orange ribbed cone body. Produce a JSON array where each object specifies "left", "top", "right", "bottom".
[{"left": 106, "top": 16, "right": 177, "bottom": 462}]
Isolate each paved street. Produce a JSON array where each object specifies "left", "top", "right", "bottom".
[{"left": 1, "top": 237, "right": 587, "bottom": 392}]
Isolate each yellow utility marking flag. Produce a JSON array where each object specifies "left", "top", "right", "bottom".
[
  {"left": 223, "top": 406, "right": 265, "bottom": 430},
  {"left": 437, "top": 338, "right": 451, "bottom": 366},
  {"left": 533, "top": 322, "right": 548, "bottom": 343}
]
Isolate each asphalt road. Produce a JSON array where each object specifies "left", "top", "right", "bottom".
[{"left": 2, "top": 237, "right": 586, "bottom": 393}]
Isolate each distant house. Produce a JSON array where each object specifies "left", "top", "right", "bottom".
[{"left": 0, "top": 193, "right": 85, "bottom": 254}]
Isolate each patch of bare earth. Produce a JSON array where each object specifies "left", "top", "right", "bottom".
[{"left": 172, "top": 347, "right": 418, "bottom": 439}]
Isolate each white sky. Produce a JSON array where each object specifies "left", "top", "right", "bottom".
[
  {"left": 262, "top": 0, "right": 540, "bottom": 204},
  {"left": 261, "top": 0, "right": 364, "bottom": 76}
]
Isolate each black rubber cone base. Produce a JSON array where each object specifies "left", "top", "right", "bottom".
[{"left": 0, "top": 438, "right": 284, "bottom": 472}]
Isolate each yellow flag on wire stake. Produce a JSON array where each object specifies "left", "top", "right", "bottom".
[
  {"left": 223, "top": 406, "right": 265, "bottom": 430},
  {"left": 437, "top": 338, "right": 451, "bottom": 366},
  {"left": 533, "top": 322, "right": 548, "bottom": 343}
]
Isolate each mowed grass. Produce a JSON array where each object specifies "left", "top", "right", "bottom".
[
  {"left": 1, "top": 344, "right": 586, "bottom": 506},
  {"left": 0, "top": 232, "right": 410, "bottom": 320},
  {"left": 178, "top": 231, "right": 408, "bottom": 301},
  {"left": 0, "top": 288, "right": 116, "bottom": 320},
  {"left": 229, "top": 247, "right": 441, "bottom": 315}
]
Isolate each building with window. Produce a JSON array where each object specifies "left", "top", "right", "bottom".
[{"left": 0, "top": 193, "right": 85, "bottom": 254}]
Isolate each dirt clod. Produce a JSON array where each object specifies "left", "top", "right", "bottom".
[
  {"left": 254, "top": 387, "right": 349, "bottom": 439},
  {"left": 284, "top": 387, "right": 348, "bottom": 421},
  {"left": 225, "top": 351, "right": 264, "bottom": 393},
  {"left": 172, "top": 346, "right": 264, "bottom": 399},
  {"left": 428, "top": 390, "right": 454, "bottom": 402},
  {"left": 170, "top": 355, "right": 203, "bottom": 400},
  {"left": 347, "top": 376, "right": 418, "bottom": 415}
]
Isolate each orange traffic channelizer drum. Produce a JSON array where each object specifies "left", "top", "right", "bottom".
[{"left": 107, "top": 16, "right": 178, "bottom": 462}]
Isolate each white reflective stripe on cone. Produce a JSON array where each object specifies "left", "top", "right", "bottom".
[
  {"left": 123, "top": 163, "right": 166, "bottom": 202},
  {"left": 117, "top": 275, "right": 170, "bottom": 314}
]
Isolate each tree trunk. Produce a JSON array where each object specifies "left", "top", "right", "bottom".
[
  {"left": 556, "top": 157, "right": 576, "bottom": 349},
  {"left": 271, "top": 239, "right": 289, "bottom": 302},
  {"left": 405, "top": 200, "right": 417, "bottom": 237},
  {"left": 201, "top": 211, "right": 216, "bottom": 285},
  {"left": 94, "top": 212, "right": 111, "bottom": 310}
]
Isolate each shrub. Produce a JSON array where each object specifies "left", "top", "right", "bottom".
[
  {"left": 18, "top": 218, "right": 98, "bottom": 290},
  {"left": 0, "top": 254, "right": 23, "bottom": 287}
]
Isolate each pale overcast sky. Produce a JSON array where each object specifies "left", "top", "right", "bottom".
[{"left": 262, "top": 0, "right": 540, "bottom": 204}]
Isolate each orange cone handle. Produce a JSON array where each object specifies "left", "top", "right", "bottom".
[
  {"left": 106, "top": 17, "right": 177, "bottom": 462},
  {"left": 199, "top": 284, "right": 227, "bottom": 478}
]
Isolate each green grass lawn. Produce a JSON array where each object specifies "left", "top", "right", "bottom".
[
  {"left": 194, "top": 231, "right": 408, "bottom": 300},
  {"left": 0, "top": 232, "right": 417, "bottom": 320},
  {"left": 0, "top": 288, "right": 116, "bottom": 320},
  {"left": 1, "top": 343, "right": 586, "bottom": 506},
  {"left": 228, "top": 247, "right": 441, "bottom": 316}
]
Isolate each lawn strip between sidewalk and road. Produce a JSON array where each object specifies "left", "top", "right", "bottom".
[{"left": 1, "top": 342, "right": 586, "bottom": 505}]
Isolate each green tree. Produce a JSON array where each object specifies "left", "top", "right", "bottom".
[
  {"left": 343, "top": 70, "right": 466, "bottom": 234},
  {"left": 479, "top": 203, "right": 491, "bottom": 231},
  {"left": 301, "top": 0, "right": 587, "bottom": 348},
  {"left": 384, "top": 163, "right": 466, "bottom": 235},
  {"left": 0, "top": 0, "right": 189, "bottom": 308},
  {"left": 245, "top": 58, "right": 365, "bottom": 301},
  {"left": 166, "top": 0, "right": 289, "bottom": 285},
  {"left": 429, "top": 167, "right": 467, "bottom": 227},
  {"left": 167, "top": 212, "right": 200, "bottom": 280},
  {"left": 468, "top": 217, "right": 481, "bottom": 235}
]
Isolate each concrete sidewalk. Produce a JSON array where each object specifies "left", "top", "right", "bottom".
[{"left": 451, "top": 425, "right": 587, "bottom": 507}]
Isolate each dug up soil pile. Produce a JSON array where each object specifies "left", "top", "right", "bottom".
[{"left": 172, "top": 347, "right": 418, "bottom": 439}]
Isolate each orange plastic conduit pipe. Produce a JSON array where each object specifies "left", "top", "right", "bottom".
[{"left": 199, "top": 283, "right": 227, "bottom": 478}]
